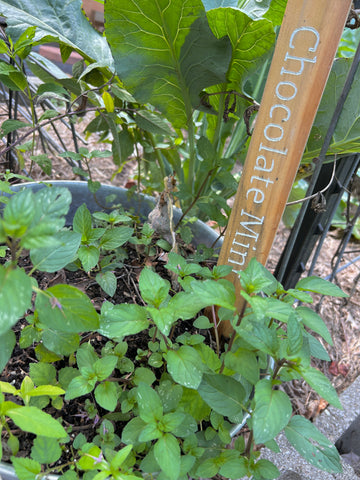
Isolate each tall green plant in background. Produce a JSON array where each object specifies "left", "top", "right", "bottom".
[
  {"left": 104, "top": 0, "right": 285, "bottom": 222},
  {"left": 0, "top": 0, "right": 358, "bottom": 229},
  {"left": 0, "top": 0, "right": 286, "bottom": 227}
]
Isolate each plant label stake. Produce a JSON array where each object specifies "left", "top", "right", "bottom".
[{"left": 218, "top": 0, "right": 352, "bottom": 338}]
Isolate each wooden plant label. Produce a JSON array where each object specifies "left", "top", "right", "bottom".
[{"left": 218, "top": 0, "right": 352, "bottom": 337}]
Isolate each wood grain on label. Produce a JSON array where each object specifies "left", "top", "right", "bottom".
[{"left": 218, "top": 0, "right": 352, "bottom": 337}]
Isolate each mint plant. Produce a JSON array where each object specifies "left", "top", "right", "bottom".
[
  {"left": 0, "top": 182, "right": 348, "bottom": 479},
  {"left": 69, "top": 203, "right": 134, "bottom": 297}
]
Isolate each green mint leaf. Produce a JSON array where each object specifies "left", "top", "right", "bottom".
[
  {"left": 147, "top": 305, "right": 175, "bottom": 336},
  {"left": 94, "top": 381, "right": 118, "bottom": 411},
  {"left": 30, "top": 230, "right": 82, "bottom": 272},
  {"left": 0, "top": 329, "right": 16, "bottom": 373},
  {"left": 73, "top": 204, "right": 92, "bottom": 238},
  {"left": 110, "top": 444, "right": 134, "bottom": 470},
  {"left": 35, "top": 284, "right": 99, "bottom": 333},
  {"left": 139, "top": 267, "right": 170, "bottom": 308},
  {"left": 78, "top": 245, "right": 100, "bottom": 272},
  {"left": 65, "top": 376, "right": 95, "bottom": 401},
  {"left": 296, "top": 306, "right": 333, "bottom": 345},
  {"left": 167, "top": 291, "right": 206, "bottom": 320},
  {"left": 197, "top": 373, "right": 245, "bottom": 422},
  {"left": 29, "top": 363, "right": 56, "bottom": 386},
  {"left": 167, "top": 346, "right": 203, "bottom": 389},
  {"left": 239, "top": 258, "right": 278, "bottom": 294},
  {"left": 161, "top": 411, "right": 186, "bottom": 432},
  {"left": 132, "top": 367, "right": 156, "bottom": 386},
  {"left": 0, "top": 266, "right": 32, "bottom": 336},
  {"left": 295, "top": 276, "right": 348, "bottom": 297},
  {"left": 96, "top": 271, "right": 117, "bottom": 297},
  {"left": 2, "top": 187, "right": 35, "bottom": 237},
  {"left": 76, "top": 343, "right": 98, "bottom": 371},
  {"left": 11, "top": 457, "right": 41, "bottom": 480},
  {"left": 121, "top": 417, "right": 147, "bottom": 446},
  {"left": 31, "top": 436, "right": 62, "bottom": 464},
  {"left": 236, "top": 320, "right": 279, "bottom": 356},
  {"left": 305, "top": 332, "right": 330, "bottom": 361},
  {"left": 99, "top": 302, "right": 149, "bottom": 338},
  {"left": 251, "top": 458, "right": 280, "bottom": 479},
  {"left": 286, "top": 313, "right": 303, "bottom": 356},
  {"left": 224, "top": 349, "right": 260, "bottom": 385},
  {"left": 138, "top": 423, "right": 162, "bottom": 442},
  {"left": 31, "top": 186, "right": 71, "bottom": 233},
  {"left": 136, "top": 382, "right": 163, "bottom": 423},
  {"left": 27, "top": 385, "right": 64, "bottom": 398},
  {"left": 219, "top": 456, "right": 248, "bottom": 479},
  {"left": 94, "top": 355, "right": 118, "bottom": 381},
  {"left": 253, "top": 379, "right": 292, "bottom": 444},
  {"left": 285, "top": 416, "right": 342, "bottom": 473},
  {"left": 189, "top": 279, "right": 236, "bottom": 310},
  {"left": 7, "top": 406, "right": 67, "bottom": 438},
  {"left": 299, "top": 366, "right": 342, "bottom": 409},
  {"left": 99, "top": 226, "right": 134, "bottom": 249},
  {"left": 42, "top": 329, "right": 80, "bottom": 357},
  {"left": 154, "top": 433, "right": 181, "bottom": 480}
]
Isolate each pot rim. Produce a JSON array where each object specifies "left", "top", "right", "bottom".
[{"left": 8, "top": 180, "right": 223, "bottom": 251}]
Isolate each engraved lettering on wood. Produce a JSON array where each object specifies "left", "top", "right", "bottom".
[
  {"left": 227, "top": 26, "right": 320, "bottom": 275},
  {"left": 217, "top": 0, "right": 352, "bottom": 337}
]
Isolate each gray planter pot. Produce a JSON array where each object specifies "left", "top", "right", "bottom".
[
  {"left": 0, "top": 180, "right": 223, "bottom": 480},
  {"left": 8, "top": 181, "right": 222, "bottom": 250}
]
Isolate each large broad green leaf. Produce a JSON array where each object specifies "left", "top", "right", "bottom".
[
  {"left": 207, "top": 7, "right": 274, "bottom": 89},
  {"left": 0, "top": 0, "right": 113, "bottom": 65},
  {"left": 285, "top": 416, "right": 342, "bottom": 473},
  {"left": 31, "top": 436, "right": 62, "bottom": 465},
  {"left": 304, "top": 57, "right": 360, "bottom": 162},
  {"left": 253, "top": 378, "right": 292, "bottom": 443},
  {"left": 204, "top": 7, "right": 274, "bottom": 116},
  {"left": 105, "top": 0, "right": 231, "bottom": 128},
  {"left": 0, "top": 265, "right": 32, "bottom": 336},
  {"left": 203, "top": 0, "right": 287, "bottom": 25}
]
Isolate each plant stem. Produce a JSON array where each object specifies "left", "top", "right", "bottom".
[
  {"left": 174, "top": 165, "right": 216, "bottom": 228},
  {"left": 212, "top": 91, "right": 226, "bottom": 152},
  {"left": 186, "top": 114, "right": 196, "bottom": 193},
  {"left": 147, "top": 132, "right": 166, "bottom": 179},
  {"left": 244, "top": 429, "right": 254, "bottom": 458}
]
